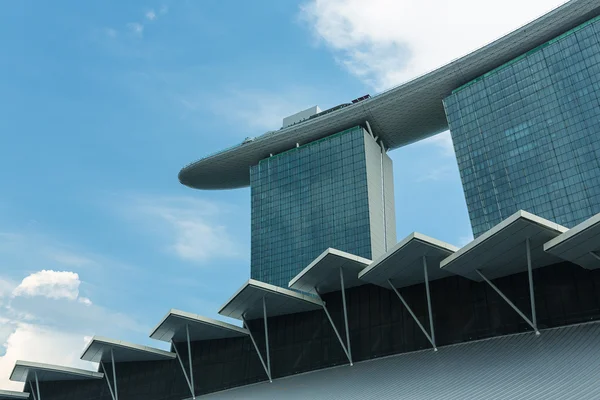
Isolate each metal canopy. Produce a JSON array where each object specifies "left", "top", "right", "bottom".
[
  {"left": 178, "top": 0, "right": 600, "bottom": 190},
  {"left": 544, "top": 213, "right": 600, "bottom": 270},
  {"left": 81, "top": 336, "right": 175, "bottom": 363},
  {"left": 0, "top": 390, "right": 29, "bottom": 399},
  {"left": 10, "top": 361, "right": 103, "bottom": 383},
  {"left": 150, "top": 309, "right": 248, "bottom": 343},
  {"left": 288, "top": 248, "right": 371, "bottom": 294},
  {"left": 219, "top": 279, "right": 323, "bottom": 321},
  {"left": 358, "top": 233, "right": 458, "bottom": 288},
  {"left": 440, "top": 211, "right": 567, "bottom": 281}
]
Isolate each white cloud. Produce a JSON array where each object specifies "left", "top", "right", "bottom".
[
  {"left": 12, "top": 270, "right": 81, "bottom": 301},
  {"left": 300, "top": 0, "right": 567, "bottom": 91},
  {"left": 127, "top": 22, "right": 144, "bottom": 37},
  {"left": 78, "top": 297, "right": 93, "bottom": 306},
  {"left": 128, "top": 196, "right": 243, "bottom": 263},
  {"left": 146, "top": 10, "right": 157, "bottom": 21},
  {"left": 0, "top": 323, "right": 96, "bottom": 391}
]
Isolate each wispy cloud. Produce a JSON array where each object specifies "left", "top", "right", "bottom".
[
  {"left": 417, "top": 132, "right": 455, "bottom": 157},
  {"left": 127, "top": 22, "right": 144, "bottom": 37},
  {"left": 104, "top": 28, "right": 118, "bottom": 38},
  {"left": 300, "top": 0, "right": 566, "bottom": 91},
  {"left": 145, "top": 10, "right": 157, "bottom": 21},
  {"left": 183, "top": 87, "right": 318, "bottom": 132},
  {"left": 122, "top": 195, "right": 245, "bottom": 263}
]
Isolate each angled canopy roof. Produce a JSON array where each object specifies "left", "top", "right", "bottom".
[
  {"left": 179, "top": 0, "right": 600, "bottom": 190},
  {"left": 288, "top": 248, "right": 371, "bottom": 294},
  {"left": 10, "top": 361, "right": 103, "bottom": 383},
  {"left": 441, "top": 211, "right": 567, "bottom": 281},
  {"left": 219, "top": 279, "right": 323, "bottom": 321},
  {"left": 80, "top": 336, "right": 175, "bottom": 363},
  {"left": 359, "top": 233, "right": 458, "bottom": 288},
  {"left": 0, "top": 390, "right": 29, "bottom": 399},
  {"left": 150, "top": 309, "right": 248, "bottom": 343},
  {"left": 544, "top": 213, "right": 600, "bottom": 270}
]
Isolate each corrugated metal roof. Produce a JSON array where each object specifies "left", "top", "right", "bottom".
[{"left": 199, "top": 322, "right": 600, "bottom": 399}]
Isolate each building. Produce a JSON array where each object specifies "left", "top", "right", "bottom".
[
  {"left": 3, "top": 1, "right": 600, "bottom": 399},
  {"left": 445, "top": 15, "right": 600, "bottom": 237},
  {"left": 250, "top": 126, "right": 395, "bottom": 287}
]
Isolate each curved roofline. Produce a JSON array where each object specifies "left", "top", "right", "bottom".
[{"left": 179, "top": 0, "right": 600, "bottom": 190}]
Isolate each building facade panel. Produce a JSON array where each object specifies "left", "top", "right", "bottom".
[
  {"left": 250, "top": 126, "right": 394, "bottom": 287},
  {"left": 445, "top": 16, "right": 600, "bottom": 237}
]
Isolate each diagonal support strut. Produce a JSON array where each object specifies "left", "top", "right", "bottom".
[{"left": 388, "top": 279, "right": 436, "bottom": 350}]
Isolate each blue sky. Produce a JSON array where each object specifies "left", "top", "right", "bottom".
[{"left": 0, "top": 0, "right": 564, "bottom": 390}]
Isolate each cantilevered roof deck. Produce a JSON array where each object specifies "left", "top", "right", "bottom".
[
  {"left": 150, "top": 309, "right": 248, "bottom": 343},
  {"left": 10, "top": 361, "right": 103, "bottom": 383},
  {"left": 544, "top": 213, "right": 600, "bottom": 270},
  {"left": 219, "top": 279, "right": 323, "bottom": 321},
  {"left": 441, "top": 211, "right": 567, "bottom": 281},
  {"left": 0, "top": 390, "right": 29, "bottom": 400},
  {"left": 359, "top": 232, "right": 457, "bottom": 288},
  {"left": 179, "top": 0, "right": 600, "bottom": 190},
  {"left": 80, "top": 336, "right": 175, "bottom": 363},
  {"left": 288, "top": 248, "right": 371, "bottom": 294}
]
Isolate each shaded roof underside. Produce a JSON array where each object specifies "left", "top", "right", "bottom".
[
  {"left": 219, "top": 279, "right": 323, "bottom": 321},
  {"left": 544, "top": 213, "right": 600, "bottom": 270},
  {"left": 0, "top": 390, "right": 29, "bottom": 400},
  {"left": 288, "top": 248, "right": 371, "bottom": 294},
  {"left": 10, "top": 361, "right": 103, "bottom": 383},
  {"left": 441, "top": 211, "right": 567, "bottom": 281},
  {"left": 200, "top": 322, "right": 600, "bottom": 399},
  {"left": 358, "top": 233, "right": 457, "bottom": 288},
  {"left": 150, "top": 309, "right": 248, "bottom": 343},
  {"left": 80, "top": 337, "right": 175, "bottom": 363},
  {"left": 180, "top": 0, "right": 600, "bottom": 190}
]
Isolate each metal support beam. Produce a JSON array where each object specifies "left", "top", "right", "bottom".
[
  {"left": 365, "top": 120, "right": 374, "bottom": 138},
  {"left": 28, "top": 380, "right": 38, "bottom": 400},
  {"left": 242, "top": 314, "right": 272, "bottom": 383},
  {"left": 590, "top": 251, "right": 600, "bottom": 262},
  {"left": 186, "top": 324, "right": 195, "bottom": 398},
  {"left": 100, "top": 360, "right": 116, "bottom": 400},
  {"left": 423, "top": 257, "right": 436, "bottom": 348},
  {"left": 340, "top": 267, "right": 352, "bottom": 364},
  {"left": 315, "top": 289, "right": 352, "bottom": 365},
  {"left": 111, "top": 349, "right": 118, "bottom": 400},
  {"left": 388, "top": 279, "right": 436, "bottom": 350},
  {"left": 476, "top": 269, "right": 539, "bottom": 334},
  {"left": 526, "top": 238, "right": 539, "bottom": 334},
  {"left": 262, "top": 296, "right": 271, "bottom": 380},
  {"left": 172, "top": 334, "right": 195, "bottom": 398},
  {"left": 34, "top": 372, "right": 41, "bottom": 400}
]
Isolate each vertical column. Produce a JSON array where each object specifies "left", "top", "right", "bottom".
[
  {"left": 35, "top": 372, "right": 42, "bottom": 400},
  {"left": 526, "top": 238, "right": 539, "bottom": 335},
  {"left": 262, "top": 296, "right": 271, "bottom": 380},
  {"left": 340, "top": 267, "right": 353, "bottom": 365},
  {"left": 186, "top": 324, "right": 195, "bottom": 398},
  {"left": 423, "top": 257, "right": 436, "bottom": 350},
  {"left": 111, "top": 348, "right": 118, "bottom": 400}
]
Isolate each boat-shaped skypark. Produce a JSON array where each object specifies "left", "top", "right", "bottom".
[{"left": 179, "top": 0, "right": 600, "bottom": 191}]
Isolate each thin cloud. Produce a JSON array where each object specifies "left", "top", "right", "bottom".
[
  {"left": 127, "top": 22, "right": 144, "bottom": 37},
  {"left": 125, "top": 195, "right": 244, "bottom": 263},
  {"left": 145, "top": 10, "right": 157, "bottom": 21}
]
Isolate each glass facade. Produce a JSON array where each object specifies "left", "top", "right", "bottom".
[
  {"left": 250, "top": 127, "right": 374, "bottom": 287},
  {"left": 445, "top": 16, "right": 600, "bottom": 237}
]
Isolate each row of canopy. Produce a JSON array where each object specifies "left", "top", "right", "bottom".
[{"left": 2, "top": 210, "right": 598, "bottom": 400}]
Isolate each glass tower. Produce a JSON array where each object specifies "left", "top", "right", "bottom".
[
  {"left": 445, "top": 16, "right": 600, "bottom": 237},
  {"left": 250, "top": 126, "right": 396, "bottom": 287}
]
